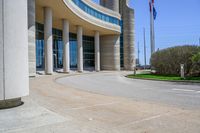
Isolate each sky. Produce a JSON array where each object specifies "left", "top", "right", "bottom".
[{"left": 93, "top": 0, "right": 200, "bottom": 65}]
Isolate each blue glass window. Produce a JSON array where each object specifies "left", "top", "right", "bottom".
[
  {"left": 36, "top": 23, "right": 95, "bottom": 70},
  {"left": 36, "top": 23, "right": 45, "bottom": 69},
  {"left": 72, "top": 0, "right": 120, "bottom": 25},
  {"left": 120, "top": 20, "right": 124, "bottom": 67},
  {"left": 69, "top": 33, "right": 78, "bottom": 68}
]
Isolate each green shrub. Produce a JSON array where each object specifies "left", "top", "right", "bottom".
[
  {"left": 150, "top": 45, "right": 200, "bottom": 76},
  {"left": 190, "top": 50, "right": 200, "bottom": 76}
]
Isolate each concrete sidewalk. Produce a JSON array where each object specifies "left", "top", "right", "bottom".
[{"left": 0, "top": 72, "right": 200, "bottom": 133}]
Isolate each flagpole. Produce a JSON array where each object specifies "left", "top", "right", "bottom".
[
  {"left": 143, "top": 28, "right": 147, "bottom": 69},
  {"left": 150, "top": 1, "right": 155, "bottom": 55},
  {"left": 152, "top": 4, "right": 155, "bottom": 53},
  {"left": 137, "top": 42, "right": 140, "bottom": 65},
  {"left": 150, "top": 2, "right": 153, "bottom": 55}
]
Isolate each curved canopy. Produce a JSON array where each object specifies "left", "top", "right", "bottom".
[{"left": 36, "top": 0, "right": 121, "bottom": 36}]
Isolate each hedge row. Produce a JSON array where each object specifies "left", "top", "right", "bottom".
[{"left": 150, "top": 45, "right": 200, "bottom": 76}]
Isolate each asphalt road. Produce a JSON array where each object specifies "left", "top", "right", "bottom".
[{"left": 57, "top": 72, "right": 200, "bottom": 109}]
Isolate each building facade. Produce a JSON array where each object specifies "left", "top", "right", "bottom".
[{"left": 0, "top": 0, "right": 135, "bottom": 107}]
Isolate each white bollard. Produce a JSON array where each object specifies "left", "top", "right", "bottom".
[{"left": 180, "top": 64, "right": 185, "bottom": 79}]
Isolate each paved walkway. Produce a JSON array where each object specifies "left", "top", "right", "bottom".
[
  {"left": 0, "top": 71, "right": 200, "bottom": 133},
  {"left": 57, "top": 71, "right": 200, "bottom": 109}
]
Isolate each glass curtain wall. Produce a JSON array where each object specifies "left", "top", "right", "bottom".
[
  {"left": 36, "top": 23, "right": 94, "bottom": 70},
  {"left": 83, "top": 36, "right": 95, "bottom": 68},
  {"left": 53, "top": 29, "right": 63, "bottom": 69},
  {"left": 72, "top": 0, "right": 119, "bottom": 25},
  {"left": 120, "top": 20, "right": 124, "bottom": 67},
  {"left": 36, "top": 23, "right": 44, "bottom": 69},
  {"left": 69, "top": 33, "right": 78, "bottom": 68}
]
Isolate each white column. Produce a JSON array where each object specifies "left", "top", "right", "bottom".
[
  {"left": 95, "top": 31, "right": 100, "bottom": 72},
  {"left": 0, "top": 0, "right": 29, "bottom": 107},
  {"left": 44, "top": 7, "right": 53, "bottom": 75},
  {"left": 62, "top": 19, "right": 70, "bottom": 73},
  {"left": 77, "top": 26, "right": 83, "bottom": 72},
  {"left": 28, "top": 0, "right": 36, "bottom": 77}
]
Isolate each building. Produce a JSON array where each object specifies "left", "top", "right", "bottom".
[{"left": 0, "top": 0, "right": 135, "bottom": 108}]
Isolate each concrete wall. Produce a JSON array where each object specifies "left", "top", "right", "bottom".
[
  {"left": 0, "top": 0, "right": 29, "bottom": 100},
  {"left": 100, "top": 35, "right": 120, "bottom": 71},
  {"left": 100, "top": 0, "right": 119, "bottom": 13},
  {"left": 120, "top": 0, "right": 135, "bottom": 70},
  {"left": 0, "top": 0, "right": 3, "bottom": 100},
  {"left": 28, "top": 0, "right": 36, "bottom": 77}
]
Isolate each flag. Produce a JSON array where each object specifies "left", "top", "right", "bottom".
[
  {"left": 153, "top": 6, "right": 157, "bottom": 20},
  {"left": 149, "top": 0, "right": 157, "bottom": 20}
]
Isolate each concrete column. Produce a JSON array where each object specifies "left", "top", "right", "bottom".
[
  {"left": 113, "top": 36, "right": 121, "bottom": 71},
  {"left": 122, "top": 1, "right": 135, "bottom": 70},
  {"left": 28, "top": 0, "right": 36, "bottom": 77},
  {"left": 0, "top": 0, "right": 3, "bottom": 100},
  {"left": 44, "top": 7, "right": 53, "bottom": 74},
  {"left": 100, "top": 35, "right": 120, "bottom": 71},
  {"left": 62, "top": 19, "right": 70, "bottom": 73},
  {"left": 95, "top": 31, "right": 100, "bottom": 72},
  {"left": 0, "top": 0, "right": 29, "bottom": 108},
  {"left": 100, "top": 0, "right": 119, "bottom": 13},
  {"left": 77, "top": 26, "right": 83, "bottom": 72}
]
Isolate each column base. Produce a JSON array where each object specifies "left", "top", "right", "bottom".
[
  {"left": 63, "top": 69, "right": 70, "bottom": 74},
  {"left": 63, "top": 71, "right": 70, "bottom": 74},
  {"left": 78, "top": 70, "right": 83, "bottom": 73},
  {"left": 45, "top": 73, "right": 53, "bottom": 75},
  {"left": 0, "top": 98, "right": 23, "bottom": 109}
]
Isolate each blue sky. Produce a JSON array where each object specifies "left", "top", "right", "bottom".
[{"left": 93, "top": 0, "right": 200, "bottom": 65}]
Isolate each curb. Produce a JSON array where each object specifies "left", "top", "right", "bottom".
[{"left": 125, "top": 75, "right": 200, "bottom": 84}]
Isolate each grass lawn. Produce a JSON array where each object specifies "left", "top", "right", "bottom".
[{"left": 127, "top": 74, "right": 200, "bottom": 82}]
